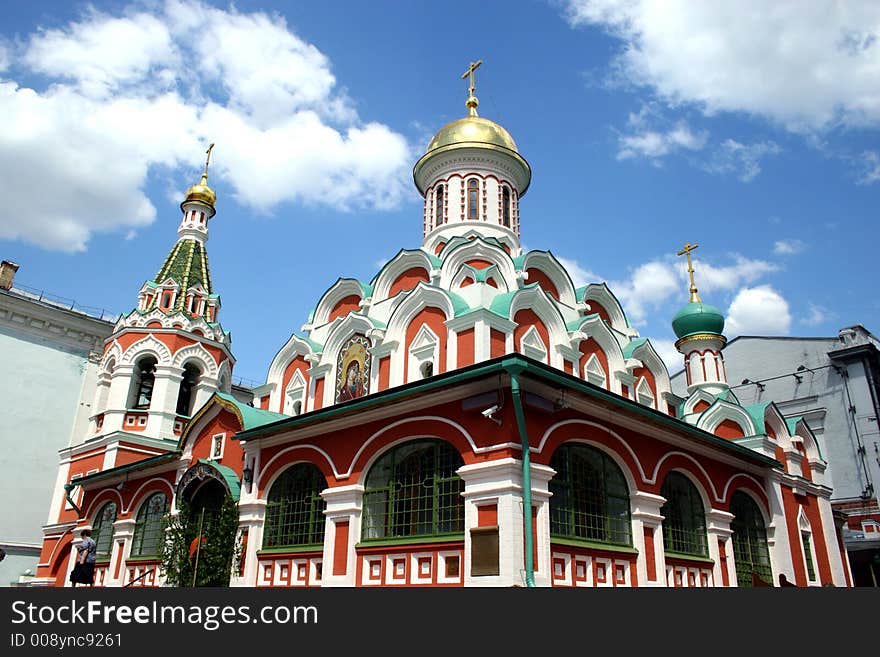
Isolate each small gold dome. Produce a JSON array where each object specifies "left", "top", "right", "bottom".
[
  {"left": 181, "top": 173, "right": 216, "bottom": 212},
  {"left": 426, "top": 115, "right": 519, "bottom": 155}
]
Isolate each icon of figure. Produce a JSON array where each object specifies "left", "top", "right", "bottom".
[{"left": 339, "top": 361, "right": 365, "bottom": 401}]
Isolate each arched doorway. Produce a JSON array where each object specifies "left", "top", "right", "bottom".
[{"left": 164, "top": 461, "right": 241, "bottom": 587}]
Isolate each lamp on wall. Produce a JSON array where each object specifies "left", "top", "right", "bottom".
[{"left": 242, "top": 464, "right": 253, "bottom": 487}]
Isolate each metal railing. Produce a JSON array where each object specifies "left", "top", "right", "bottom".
[{"left": 9, "top": 282, "right": 118, "bottom": 322}]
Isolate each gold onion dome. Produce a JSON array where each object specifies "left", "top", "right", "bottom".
[{"left": 181, "top": 143, "right": 217, "bottom": 215}]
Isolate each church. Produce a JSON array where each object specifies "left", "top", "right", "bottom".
[{"left": 33, "top": 64, "right": 852, "bottom": 588}]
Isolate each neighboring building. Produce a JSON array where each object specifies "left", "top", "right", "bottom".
[
  {"left": 34, "top": 70, "right": 852, "bottom": 588},
  {"left": 673, "top": 327, "right": 880, "bottom": 586},
  {"left": 0, "top": 260, "right": 115, "bottom": 586}
]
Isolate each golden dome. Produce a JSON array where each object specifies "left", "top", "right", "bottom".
[
  {"left": 181, "top": 172, "right": 216, "bottom": 213},
  {"left": 425, "top": 114, "right": 519, "bottom": 155}
]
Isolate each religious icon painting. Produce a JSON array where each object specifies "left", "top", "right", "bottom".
[{"left": 336, "top": 335, "right": 371, "bottom": 403}]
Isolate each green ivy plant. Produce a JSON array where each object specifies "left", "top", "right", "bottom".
[{"left": 160, "top": 495, "right": 242, "bottom": 587}]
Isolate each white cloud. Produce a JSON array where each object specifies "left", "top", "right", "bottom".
[
  {"left": 556, "top": 255, "right": 600, "bottom": 288},
  {"left": 704, "top": 139, "right": 781, "bottom": 182},
  {"left": 802, "top": 302, "right": 834, "bottom": 326},
  {"left": 0, "top": 0, "right": 412, "bottom": 252},
  {"left": 773, "top": 239, "right": 806, "bottom": 255},
  {"left": 725, "top": 285, "right": 792, "bottom": 336},
  {"left": 617, "top": 120, "right": 707, "bottom": 161},
  {"left": 564, "top": 1, "right": 880, "bottom": 131},
  {"left": 611, "top": 260, "right": 680, "bottom": 323},
  {"left": 856, "top": 150, "right": 880, "bottom": 184},
  {"left": 687, "top": 255, "right": 779, "bottom": 294}
]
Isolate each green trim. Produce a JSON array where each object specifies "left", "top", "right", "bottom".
[
  {"left": 622, "top": 337, "right": 648, "bottom": 359},
  {"left": 566, "top": 313, "right": 599, "bottom": 331},
  {"left": 124, "top": 554, "right": 162, "bottom": 563},
  {"left": 195, "top": 458, "right": 241, "bottom": 501},
  {"left": 76, "top": 451, "right": 180, "bottom": 486},
  {"left": 510, "top": 367, "right": 535, "bottom": 588},
  {"left": 664, "top": 551, "right": 715, "bottom": 565},
  {"left": 550, "top": 537, "right": 639, "bottom": 555},
  {"left": 356, "top": 534, "right": 464, "bottom": 548},
  {"left": 257, "top": 545, "right": 324, "bottom": 555},
  {"left": 234, "top": 354, "right": 780, "bottom": 469},
  {"left": 215, "top": 392, "right": 286, "bottom": 430}
]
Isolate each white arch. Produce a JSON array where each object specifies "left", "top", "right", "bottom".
[
  {"left": 259, "top": 459, "right": 331, "bottom": 500},
  {"left": 171, "top": 342, "right": 218, "bottom": 377},
  {"left": 438, "top": 237, "right": 518, "bottom": 290},
  {"left": 722, "top": 475, "right": 772, "bottom": 525},
  {"left": 217, "top": 359, "right": 232, "bottom": 394},
  {"left": 651, "top": 452, "right": 723, "bottom": 503},
  {"left": 99, "top": 341, "right": 123, "bottom": 373},
  {"left": 570, "top": 314, "right": 628, "bottom": 392},
  {"left": 257, "top": 444, "right": 343, "bottom": 488},
  {"left": 385, "top": 283, "right": 454, "bottom": 343},
  {"left": 371, "top": 249, "right": 435, "bottom": 302},
  {"left": 537, "top": 419, "right": 649, "bottom": 485},
  {"left": 546, "top": 437, "right": 640, "bottom": 495},
  {"left": 683, "top": 389, "right": 717, "bottom": 416},
  {"left": 508, "top": 286, "right": 569, "bottom": 347},
  {"left": 320, "top": 314, "right": 378, "bottom": 369},
  {"left": 522, "top": 250, "right": 578, "bottom": 306},
  {"left": 583, "top": 282, "right": 629, "bottom": 334},
  {"left": 125, "top": 479, "right": 175, "bottom": 515},
  {"left": 83, "top": 490, "right": 125, "bottom": 521},
  {"left": 695, "top": 400, "right": 757, "bottom": 437},
  {"left": 311, "top": 278, "right": 368, "bottom": 327},
  {"left": 266, "top": 334, "right": 320, "bottom": 387},
  {"left": 120, "top": 335, "right": 172, "bottom": 366},
  {"left": 792, "top": 418, "right": 823, "bottom": 464},
  {"left": 630, "top": 339, "right": 673, "bottom": 407}
]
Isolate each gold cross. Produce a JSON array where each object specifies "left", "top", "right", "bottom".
[
  {"left": 461, "top": 60, "right": 482, "bottom": 97},
  {"left": 677, "top": 242, "right": 702, "bottom": 302},
  {"left": 203, "top": 143, "right": 215, "bottom": 179}
]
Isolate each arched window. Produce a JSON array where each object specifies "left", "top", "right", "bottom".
[
  {"left": 92, "top": 502, "right": 118, "bottom": 559},
  {"left": 263, "top": 464, "right": 327, "bottom": 548},
  {"left": 175, "top": 363, "right": 201, "bottom": 416},
  {"left": 660, "top": 472, "right": 708, "bottom": 557},
  {"left": 467, "top": 178, "right": 479, "bottom": 220},
  {"left": 130, "top": 356, "right": 157, "bottom": 410},
  {"left": 362, "top": 440, "right": 464, "bottom": 540},
  {"left": 435, "top": 185, "right": 444, "bottom": 226},
  {"left": 131, "top": 493, "right": 168, "bottom": 557},
  {"left": 502, "top": 186, "right": 511, "bottom": 227},
  {"left": 730, "top": 491, "right": 772, "bottom": 587},
  {"left": 549, "top": 444, "right": 631, "bottom": 546}
]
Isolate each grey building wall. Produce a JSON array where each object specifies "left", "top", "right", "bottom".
[{"left": 0, "top": 285, "right": 114, "bottom": 586}]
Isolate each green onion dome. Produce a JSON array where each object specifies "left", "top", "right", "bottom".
[{"left": 672, "top": 301, "right": 725, "bottom": 341}]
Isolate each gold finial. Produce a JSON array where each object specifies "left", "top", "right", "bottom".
[
  {"left": 677, "top": 242, "right": 702, "bottom": 303},
  {"left": 461, "top": 59, "right": 482, "bottom": 117},
  {"left": 201, "top": 143, "right": 215, "bottom": 184}
]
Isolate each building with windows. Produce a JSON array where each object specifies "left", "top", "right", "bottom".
[
  {"left": 34, "top": 73, "right": 852, "bottom": 588},
  {"left": 0, "top": 261, "right": 115, "bottom": 586},
  {"left": 673, "top": 326, "right": 880, "bottom": 586}
]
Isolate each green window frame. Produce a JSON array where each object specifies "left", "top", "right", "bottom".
[
  {"left": 802, "top": 532, "right": 816, "bottom": 581},
  {"left": 263, "top": 463, "right": 327, "bottom": 549},
  {"left": 730, "top": 491, "right": 772, "bottom": 587},
  {"left": 660, "top": 472, "right": 708, "bottom": 557},
  {"left": 131, "top": 492, "right": 168, "bottom": 558},
  {"left": 92, "top": 501, "right": 118, "bottom": 559},
  {"left": 362, "top": 440, "right": 464, "bottom": 541},
  {"left": 549, "top": 443, "right": 631, "bottom": 546}
]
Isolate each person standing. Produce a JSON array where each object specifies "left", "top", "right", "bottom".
[{"left": 69, "top": 528, "right": 97, "bottom": 587}]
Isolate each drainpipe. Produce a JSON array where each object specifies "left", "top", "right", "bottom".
[
  {"left": 63, "top": 483, "right": 83, "bottom": 518},
  {"left": 507, "top": 362, "right": 536, "bottom": 588}
]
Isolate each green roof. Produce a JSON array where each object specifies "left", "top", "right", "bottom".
[
  {"left": 672, "top": 301, "right": 725, "bottom": 340},
  {"left": 566, "top": 313, "right": 600, "bottom": 331},
  {"left": 744, "top": 402, "right": 771, "bottom": 435},
  {"left": 154, "top": 238, "right": 213, "bottom": 302},
  {"left": 447, "top": 289, "right": 470, "bottom": 316},
  {"left": 623, "top": 337, "right": 648, "bottom": 359},
  {"left": 216, "top": 392, "right": 286, "bottom": 430},
  {"left": 489, "top": 289, "right": 519, "bottom": 316},
  {"left": 196, "top": 459, "right": 241, "bottom": 501}
]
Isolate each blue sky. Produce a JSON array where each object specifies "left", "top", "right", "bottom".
[{"left": 1, "top": 0, "right": 878, "bottom": 383}]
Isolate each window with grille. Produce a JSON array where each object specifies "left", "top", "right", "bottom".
[
  {"left": 660, "top": 472, "right": 708, "bottom": 557},
  {"left": 549, "top": 443, "right": 631, "bottom": 546},
  {"left": 92, "top": 502, "right": 118, "bottom": 559},
  {"left": 131, "top": 493, "right": 168, "bottom": 557},
  {"left": 502, "top": 186, "right": 511, "bottom": 226},
  {"left": 263, "top": 464, "right": 327, "bottom": 549},
  {"left": 802, "top": 532, "right": 816, "bottom": 581},
  {"left": 467, "top": 179, "right": 479, "bottom": 220},
  {"left": 362, "top": 440, "right": 464, "bottom": 541},
  {"left": 730, "top": 491, "right": 772, "bottom": 587},
  {"left": 435, "top": 185, "right": 444, "bottom": 226},
  {"left": 130, "top": 356, "right": 157, "bottom": 410}
]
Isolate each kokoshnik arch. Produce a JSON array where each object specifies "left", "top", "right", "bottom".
[{"left": 32, "top": 64, "right": 851, "bottom": 588}]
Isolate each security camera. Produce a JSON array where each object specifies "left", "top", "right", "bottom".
[{"left": 481, "top": 404, "right": 500, "bottom": 418}]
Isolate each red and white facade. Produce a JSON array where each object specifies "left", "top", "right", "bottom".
[{"left": 33, "top": 98, "right": 853, "bottom": 588}]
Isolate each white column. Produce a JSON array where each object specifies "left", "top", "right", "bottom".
[
  {"left": 320, "top": 485, "right": 364, "bottom": 587},
  {"left": 147, "top": 366, "right": 182, "bottom": 437},
  {"left": 630, "top": 491, "right": 666, "bottom": 587},
  {"left": 106, "top": 518, "right": 135, "bottom": 587},
  {"left": 816, "top": 493, "right": 848, "bottom": 586},
  {"left": 765, "top": 474, "right": 795, "bottom": 585},
  {"left": 235, "top": 499, "right": 266, "bottom": 587},
  {"left": 706, "top": 509, "right": 735, "bottom": 587}
]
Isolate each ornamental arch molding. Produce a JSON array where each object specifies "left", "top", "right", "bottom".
[
  {"left": 522, "top": 250, "right": 578, "bottom": 306},
  {"left": 695, "top": 400, "right": 756, "bottom": 437},
  {"left": 371, "top": 249, "right": 435, "bottom": 301},
  {"left": 171, "top": 342, "right": 218, "bottom": 377},
  {"left": 120, "top": 334, "right": 173, "bottom": 366}
]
